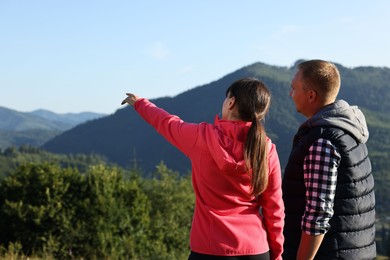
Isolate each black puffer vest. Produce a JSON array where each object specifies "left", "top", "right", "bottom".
[{"left": 282, "top": 126, "right": 376, "bottom": 259}]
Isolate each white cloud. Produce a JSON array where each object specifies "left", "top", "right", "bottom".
[
  {"left": 179, "top": 65, "right": 194, "bottom": 73},
  {"left": 271, "top": 25, "right": 299, "bottom": 40},
  {"left": 146, "top": 42, "right": 169, "bottom": 60}
]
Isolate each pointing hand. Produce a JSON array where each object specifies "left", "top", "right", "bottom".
[{"left": 121, "top": 93, "right": 139, "bottom": 106}]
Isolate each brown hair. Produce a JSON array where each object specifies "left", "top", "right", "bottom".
[
  {"left": 298, "top": 59, "right": 341, "bottom": 102},
  {"left": 226, "top": 78, "right": 271, "bottom": 196}
]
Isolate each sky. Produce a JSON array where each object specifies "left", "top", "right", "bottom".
[{"left": 1, "top": 1, "right": 389, "bottom": 114}]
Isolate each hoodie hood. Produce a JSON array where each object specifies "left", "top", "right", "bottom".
[
  {"left": 300, "top": 100, "right": 369, "bottom": 143},
  {"left": 205, "top": 116, "right": 251, "bottom": 174},
  {"left": 205, "top": 116, "right": 272, "bottom": 175}
]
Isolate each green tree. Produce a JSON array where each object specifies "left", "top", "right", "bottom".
[
  {"left": 0, "top": 161, "right": 195, "bottom": 259},
  {"left": 141, "top": 162, "right": 194, "bottom": 259},
  {"left": 0, "top": 163, "right": 83, "bottom": 258},
  {"left": 74, "top": 164, "right": 151, "bottom": 259}
]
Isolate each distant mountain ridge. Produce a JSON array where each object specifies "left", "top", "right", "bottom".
[
  {"left": 0, "top": 107, "right": 106, "bottom": 149},
  {"left": 29, "top": 109, "right": 106, "bottom": 126},
  {"left": 42, "top": 60, "right": 390, "bottom": 176}
]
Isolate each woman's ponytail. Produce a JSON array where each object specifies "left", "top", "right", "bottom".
[
  {"left": 245, "top": 118, "right": 268, "bottom": 196},
  {"left": 227, "top": 78, "right": 271, "bottom": 196}
]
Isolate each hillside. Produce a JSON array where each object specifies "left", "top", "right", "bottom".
[
  {"left": 29, "top": 109, "right": 105, "bottom": 125},
  {"left": 42, "top": 61, "right": 390, "bottom": 173},
  {"left": 0, "top": 107, "right": 105, "bottom": 149}
]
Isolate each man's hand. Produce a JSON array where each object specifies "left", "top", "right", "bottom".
[{"left": 297, "top": 232, "right": 324, "bottom": 260}]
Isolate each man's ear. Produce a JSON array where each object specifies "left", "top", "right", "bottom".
[{"left": 307, "top": 90, "right": 317, "bottom": 103}]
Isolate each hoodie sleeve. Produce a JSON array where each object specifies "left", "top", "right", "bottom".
[
  {"left": 259, "top": 142, "right": 285, "bottom": 260},
  {"left": 133, "top": 98, "right": 198, "bottom": 156}
]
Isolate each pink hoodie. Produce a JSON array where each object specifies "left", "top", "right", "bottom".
[{"left": 134, "top": 98, "right": 284, "bottom": 259}]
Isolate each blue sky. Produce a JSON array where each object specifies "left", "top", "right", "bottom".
[{"left": 1, "top": 1, "right": 389, "bottom": 114}]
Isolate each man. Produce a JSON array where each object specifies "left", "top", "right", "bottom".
[{"left": 282, "top": 60, "right": 376, "bottom": 259}]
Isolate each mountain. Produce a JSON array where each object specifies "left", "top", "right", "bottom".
[
  {"left": 42, "top": 61, "right": 390, "bottom": 176},
  {"left": 29, "top": 109, "right": 105, "bottom": 126},
  {"left": 42, "top": 62, "right": 296, "bottom": 173},
  {"left": 0, "top": 107, "right": 106, "bottom": 149}
]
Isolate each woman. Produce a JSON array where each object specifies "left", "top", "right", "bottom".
[{"left": 121, "top": 78, "right": 284, "bottom": 260}]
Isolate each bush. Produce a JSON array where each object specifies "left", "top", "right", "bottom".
[{"left": 0, "top": 162, "right": 194, "bottom": 259}]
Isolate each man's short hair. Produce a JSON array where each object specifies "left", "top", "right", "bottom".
[{"left": 298, "top": 60, "right": 341, "bottom": 102}]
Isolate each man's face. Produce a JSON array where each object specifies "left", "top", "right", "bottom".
[{"left": 290, "top": 70, "right": 309, "bottom": 117}]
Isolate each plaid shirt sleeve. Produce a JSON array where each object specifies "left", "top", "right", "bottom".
[{"left": 301, "top": 138, "right": 341, "bottom": 235}]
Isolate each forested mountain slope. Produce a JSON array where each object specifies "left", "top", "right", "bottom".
[{"left": 43, "top": 61, "right": 390, "bottom": 173}]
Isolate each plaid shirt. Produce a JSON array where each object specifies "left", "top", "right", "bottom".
[{"left": 301, "top": 138, "right": 341, "bottom": 235}]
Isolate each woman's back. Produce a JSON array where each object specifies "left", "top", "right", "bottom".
[{"left": 122, "top": 77, "right": 284, "bottom": 259}]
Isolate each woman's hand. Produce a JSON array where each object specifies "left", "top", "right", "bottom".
[{"left": 121, "top": 93, "right": 139, "bottom": 106}]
